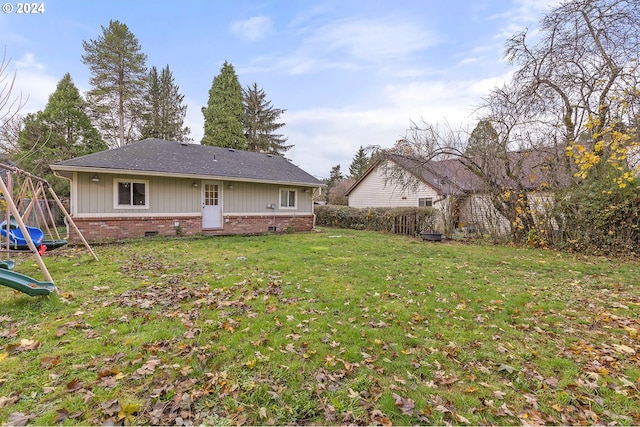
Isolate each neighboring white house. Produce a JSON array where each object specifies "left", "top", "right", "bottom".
[
  {"left": 346, "top": 152, "right": 565, "bottom": 236},
  {"left": 345, "top": 155, "right": 471, "bottom": 233},
  {"left": 346, "top": 160, "right": 443, "bottom": 209}
]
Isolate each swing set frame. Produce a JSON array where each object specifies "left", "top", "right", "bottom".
[{"left": 0, "top": 163, "right": 97, "bottom": 286}]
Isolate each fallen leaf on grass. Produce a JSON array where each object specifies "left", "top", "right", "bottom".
[
  {"left": 5, "top": 412, "right": 35, "bottom": 426},
  {"left": 497, "top": 403, "right": 516, "bottom": 417},
  {"left": 544, "top": 377, "right": 559, "bottom": 388},
  {"left": 133, "top": 358, "right": 162, "bottom": 378},
  {"left": 524, "top": 393, "right": 538, "bottom": 409},
  {"left": 612, "top": 343, "right": 635, "bottom": 355},
  {"left": 370, "top": 409, "right": 392, "bottom": 426},
  {"left": 66, "top": 378, "right": 84, "bottom": 392},
  {"left": 258, "top": 407, "right": 267, "bottom": 419},
  {"left": 99, "top": 376, "right": 119, "bottom": 388},
  {"left": 432, "top": 370, "right": 459, "bottom": 386},
  {"left": 456, "top": 413, "right": 471, "bottom": 424},
  {"left": 0, "top": 395, "right": 20, "bottom": 409},
  {"left": 493, "top": 390, "right": 506, "bottom": 399},
  {"left": 322, "top": 401, "right": 337, "bottom": 422},
  {"left": 392, "top": 393, "right": 415, "bottom": 415},
  {"left": 40, "top": 355, "right": 61, "bottom": 369},
  {"left": 100, "top": 399, "right": 120, "bottom": 417},
  {"left": 97, "top": 367, "right": 120, "bottom": 378},
  {"left": 497, "top": 364, "right": 517, "bottom": 374},
  {"left": 7, "top": 339, "right": 40, "bottom": 354},
  {"left": 54, "top": 408, "right": 69, "bottom": 424},
  {"left": 0, "top": 326, "right": 18, "bottom": 338}
]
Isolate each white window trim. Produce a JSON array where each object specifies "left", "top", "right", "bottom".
[
  {"left": 418, "top": 197, "right": 433, "bottom": 207},
  {"left": 279, "top": 188, "right": 297, "bottom": 210},
  {"left": 113, "top": 178, "right": 149, "bottom": 209}
]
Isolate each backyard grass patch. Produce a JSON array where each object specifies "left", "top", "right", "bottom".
[{"left": 0, "top": 228, "right": 639, "bottom": 425}]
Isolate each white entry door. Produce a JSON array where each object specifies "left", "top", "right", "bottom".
[{"left": 202, "top": 181, "right": 222, "bottom": 229}]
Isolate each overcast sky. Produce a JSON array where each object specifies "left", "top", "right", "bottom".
[{"left": 1, "top": 0, "right": 557, "bottom": 179}]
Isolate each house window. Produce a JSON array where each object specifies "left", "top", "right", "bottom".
[
  {"left": 204, "top": 183, "right": 219, "bottom": 206},
  {"left": 418, "top": 197, "right": 433, "bottom": 207},
  {"left": 280, "top": 189, "right": 297, "bottom": 209},
  {"left": 114, "top": 179, "right": 149, "bottom": 209}
]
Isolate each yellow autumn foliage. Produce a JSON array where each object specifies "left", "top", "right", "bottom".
[{"left": 568, "top": 115, "right": 639, "bottom": 187}]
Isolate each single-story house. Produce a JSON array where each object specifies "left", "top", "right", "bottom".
[
  {"left": 51, "top": 138, "right": 324, "bottom": 242},
  {"left": 345, "top": 151, "right": 565, "bottom": 235}
]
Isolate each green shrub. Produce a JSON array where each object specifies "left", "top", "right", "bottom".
[
  {"left": 315, "top": 205, "right": 437, "bottom": 234},
  {"left": 555, "top": 176, "right": 640, "bottom": 255}
]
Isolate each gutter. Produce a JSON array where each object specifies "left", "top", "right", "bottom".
[{"left": 50, "top": 165, "right": 325, "bottom": 188}]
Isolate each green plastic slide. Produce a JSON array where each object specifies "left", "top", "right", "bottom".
[
  {"left": 0, "top": 268, "right": 56, "bottom": 296},
  {"left": 0, "top": 260, "right": 15, "bottom": 270}
]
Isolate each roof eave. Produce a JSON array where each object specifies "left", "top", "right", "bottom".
[{"left": 50, "top": 164, "right": 324, "bottom": 187}]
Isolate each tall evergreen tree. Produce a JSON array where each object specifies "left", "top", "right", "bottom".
[
  {"left": 201, "top": 61, "right": 245, "bottom": 149},
  {"left": 349, "top": 146, "right": 370, "bottom": 179},
  {"left": 242, "top": 83, "right": 291, "bottom": 155},
  {"left": 82, "top": 20, "right": 147, "bottom": 148},
  {"left": 16, "top": 73, "right": 106, "bottom": 195},
  {"left": 326, "top": 164, "right": 344, "bottom": 202},
  {"left": 140, "top": 65, "right": 191, "bottom": 141},
  {"left": 465, "top": 120, "right": 500, "bottom": 157}
]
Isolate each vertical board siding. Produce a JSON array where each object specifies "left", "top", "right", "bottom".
[
  {"left": 77, "top": 173, "right": 200, "bottom": 215},
  {"left": 223, "top": 181, "right": 313, "bottom": 214},
  {"left": 459, "top": 194, "right": 510, "bottom": 234},
  {"left": 76, "top": 173, "right": 314, "bottom": 217}
]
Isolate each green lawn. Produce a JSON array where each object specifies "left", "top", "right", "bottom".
[{"left": 0, "top": 228, "right": 639, "bottom": 425}]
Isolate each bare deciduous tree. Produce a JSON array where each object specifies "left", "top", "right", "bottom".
[
  {"left": 0, "top": 49, "right": 27, "bottom": 156},
  {"left": 381, "top": 0, "right": 640, "bottom": 245},
  {"left": 505, "top": 0, "right": 640, "bottom": 148}
]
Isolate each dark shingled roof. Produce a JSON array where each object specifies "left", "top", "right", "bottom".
[
  {"left": 347, "top": 149, "right": 570, "bottom": 196},
  {"left": 52, "top": 138, "right": 323, "bottom": 186}
]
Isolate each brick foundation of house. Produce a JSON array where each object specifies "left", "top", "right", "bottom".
[
  {"left": 204, "top": 215, "right": 314, "bottom": 236},
  {"left": 69, "top": 215, "right": 315, "bottom": 243}
]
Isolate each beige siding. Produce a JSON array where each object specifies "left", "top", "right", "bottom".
[
  {"left": 223, "top": 181, "right": 314, "bottom": 215},
  {"left": 527, "top": 191, "right": 558, "bottom": 230},
  {"left": 458, "top": 191, "right": 558, "bottom": 236},
  {"left": 348, "top": 162, "right": 439, "bottom": 208},
  {"left": 74, "top": 172, "right": 314, "bottom": 217},
  {"left": 76, "top": 172, "right": 200, "bottom": 216},
  {"left": 459, "top": 194, "right": 510, "bottom": 235}
]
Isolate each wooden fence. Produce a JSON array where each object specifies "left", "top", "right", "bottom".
[{"left": 393, "top": 213, "right": 418, "bottom": 236}]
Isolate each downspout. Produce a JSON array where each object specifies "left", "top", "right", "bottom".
[{"left": 312, "top": 186, "right": 322, "bottom": 229}]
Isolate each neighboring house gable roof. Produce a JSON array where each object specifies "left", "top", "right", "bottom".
[
  {"left": 51, "top": 138, "right": 324, "bottom": 186},
  {"left": 346, "top": 149, "right": 569, "bottom": 197},
  {"left": 388, "top": 155, "right": 477, "bottom": 195},
  {"left": 345, "top": 154, "right": 475, "bottom": 197}
]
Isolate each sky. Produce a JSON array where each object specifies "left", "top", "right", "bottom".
[{"left": 1, "top": 0, "right": 557, "bottom": 179}]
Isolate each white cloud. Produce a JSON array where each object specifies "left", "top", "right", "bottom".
[
  {"left": 14, "top": 53, "right": 45, "bottom": 72},
  {"left": 308, "top": 18, "right": 441, "bottom": 61},
  {"left": 5, "top": 53, "right": 57, "bottom": 114},
  {"left": 183, "top": 96, "right": 204, "bottom": 143},
  {"left": 491, "top": 0, "right": 560, "bottom": 40},
  {"left": 458, "top": 57, "right": 478, "bottom": 66},
  {"left": 230, "top": 16, "right": 274, "bottom": 42},
  {"left": 284, "top": 71, "right": 517, "bottom": 179},
  {"left": 272, "top": 17, "right": 442, "bottom": 75}
]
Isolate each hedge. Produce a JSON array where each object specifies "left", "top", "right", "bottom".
[{"left": 314, "top": 205, "right": 438, "bottom": 234}]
